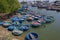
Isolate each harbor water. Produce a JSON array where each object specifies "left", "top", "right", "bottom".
[{"left": 23, "top": 6, "right": 60, "bottom": 40}]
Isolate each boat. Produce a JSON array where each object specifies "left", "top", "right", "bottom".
[
  {"left": 25, "top": 32, "right": 38, "bottom": 40},
  {"left": 3, "top": 21, "right": 12, "bottom": 28},
  {"left": 43, "top": 16, "right": 54, "bottom": 23},
  {"left": 20, "top": 12, "right": 27, "bottom": 15},
  {"left": 27, "top": 17, "right": 33, "bottom": 21},
  {"left": 19, "top": 18, "right": 25, "bottom": 23},
  {"left": 31, "top": 21, "right": 41, "bottom": 27},
  {"left": 37, "top": 18, "right": 44, "bottom": 23},
  {"left": 0, "top": 21, "right": 4, "bottom": 25},
  {"left": 8, "top": 25, "right": 15, "bottom": 31},
  {"left": 47, "top": 16, "right": 55, "bottom": 21},
  {"left": 11, "top": 16, "right": 19, "bottom": 22},
  {"left": 12, "top": 21, "right": 19, "bottom": 26},
  {"left": 19, "top": 25, "right": 30, "bottom": 31},
  {"left": 21, "top": 15, "right": 28, "bottom": 19},
  {"left": 12, "top": 29, "right": 23, "bottom": 36},
  {"left": 34, "top": 16, "right": 39, "bottom": 20}
]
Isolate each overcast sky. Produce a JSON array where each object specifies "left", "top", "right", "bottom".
[{"left": 18, "top": 0, "right": 56, "bottom": 2}]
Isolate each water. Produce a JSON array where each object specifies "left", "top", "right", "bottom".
[
  {"left": 20, "top": 4, "right": 60, "bottom": 40},
  {"left": 27, "top": 6, "right": 60, "bottom": 40}
]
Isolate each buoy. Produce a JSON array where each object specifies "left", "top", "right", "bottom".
[
  {"left": 25, "top": 32, "right": 38, "bottom": 40},
  {"left": 12, "top": 30, "right": 23, "bottom": 36}
]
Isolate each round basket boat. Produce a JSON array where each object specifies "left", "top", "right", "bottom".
[
  {"left": 27, "top": 17, "right": 33, "bottom": 21},
  {"left": 11, "top": 16, "right": 19, "bottom": 22},
  {"left": 31, "top": 21, "right": 41, "bottom": 27},
  {"left": 34, "top": 16, "right": 39, "bottom": 20},
  {"left": 3, "top": 21, "right": 12, "bottom": 28},
  {"left": 44, "top": 17, "right": 53, "bottom": 23},
  {"left": 12, "top": 30, "right": 23, "bottom": 36},
  {"left": 19, "top": 25, "right": 30, "bottom": 31},
  {"left": 47, "top": 16, "right": 54, "bottom": 21},
  {"left": 37, "top": 18, "right": 44, "bottom": 23},
  {"left": 19, "top": 18, "right": 25, "bottom": 23},
  {"left": 22, "top": 15, "right": 28, "bottom": 19},
  {"left": 46, "top": 19, "right": 53, "bottom": 23},
  {"left": 25, "top": 32, "right": 38, "bottom": 40},
  {"left": 12, "top": 21, "right": 19, "bottom": 26},
  {"left": 20, "top": 12, "right": 27, "bottom": 15},
  {"left": 8, "top": 25, "right": 15, "bottom": 31},
  {"left": 0, "top": 21, "right": 4, "bottom": 25}
]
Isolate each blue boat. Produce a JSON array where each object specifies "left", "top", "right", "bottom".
[
  {"left": 11, "top": 16, "right": 19, "bottom": 22},
  {"left": 0, "top": 21, "right": 4, "bottom": 25},
  {"left": 34, "top": 16, "right": 39, "bottom": 20},
  {"left": 44, "top": 17, "right": 53, "bottom": 23},
  {"left": 22, "top": 15, "right": 28, "bottom": 19},
  {"left": 25, "top": 32, "right": 38, "bottom": 40},
  {"left": 12, "top": 21, "right": 19, "bottom": 26},
  {"left": 19, "top": 25, "right": 30, "bottom": 31},
  {"left": 8, "top": 25, "right": 15, "bottom": 31},
  {"left": 19, "top": 18, "right": 25, "bottom": 23}
]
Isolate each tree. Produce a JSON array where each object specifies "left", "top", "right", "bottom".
[{"left": 0, "top": 0, "right": 20, "bottom": 14}]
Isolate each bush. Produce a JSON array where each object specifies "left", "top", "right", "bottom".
[{"left": 0, "top": 0, "right": 20, "bottom": 14}]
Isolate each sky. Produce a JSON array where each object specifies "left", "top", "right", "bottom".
[{"left": 18, "top": 0, "right": 56, "bottom": 2}]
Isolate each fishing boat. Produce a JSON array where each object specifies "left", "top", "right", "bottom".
[
  {"left": 19, "top": 18, "right": 25, "bottom": 23},
  {"left": 25, "top": 32, "right": 38, "bottom": 40},
  {"left": 12, "top": 29, "right": 23, "bottom": 36},
  {"left": 34, "top": 16, "right": 39, "bottom": 20},
  {"left": 11, "top": 16, "right": 19, "bottom": 22},
  {"left": 37, "top": 18, "right": 44, "bottom": 23},
  {"left": 43, "top": 16, "right": 54, "bottom": 23},
  {"left": 0, "top": 21, "right": 4, "bottom": 25},
  {"left": 31, "top": 21, "right": 41, "bottom": 27},
  {"left": 27, "top": 17, "right": 33, "bottom": 21},
  {"left": 8, "top": 25, "right": 15, "bottom": 31},
  {"left": 19, "top": 25, "right": 30, "bottom": 31},
  {"left": 3, "top": 21, "right": 12, "bottom": 28}
]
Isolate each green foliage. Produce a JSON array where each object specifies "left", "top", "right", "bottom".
[{"left": 0, "top": 0, "right": 20, "bottom": 13}]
